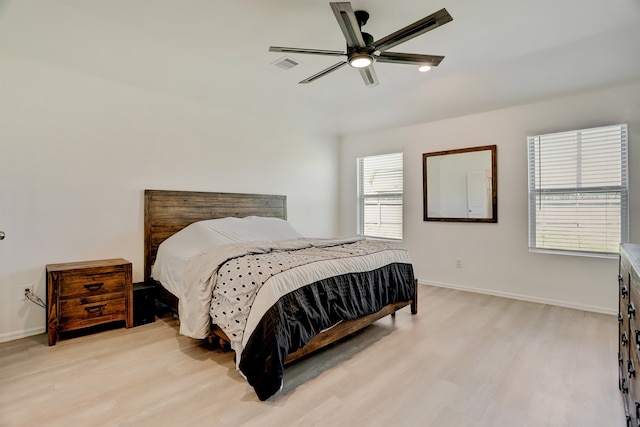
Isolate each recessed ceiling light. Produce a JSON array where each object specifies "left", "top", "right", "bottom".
[{"left": 419, "top": 65, "right": 432, "bottom": 73}]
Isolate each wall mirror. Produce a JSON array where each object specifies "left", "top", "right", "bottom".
[{"left": 423, "top": 145, "right": 497, "bottom": 222}]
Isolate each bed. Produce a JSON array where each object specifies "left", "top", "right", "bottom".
[{"left": 144, "top": 189, "right": 417, "bottom": 400}]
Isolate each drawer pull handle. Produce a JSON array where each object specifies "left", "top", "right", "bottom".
[
  {"left": 84, "top": 304, "right": 106, "bottom": 314},
  {"left": 620, "top": 313, "right": 624, "bottom": 323},
  {"left": 629, "top": 359, "right": 636, "bottom": 378},
  {"left": 629, "top": 302, "right": 636, "bottom": 318},
  {"left": 619, "top": 274, "right": 624, "bottom": 284},
  {"left": 622, "top": 286, "right": 629, "bottom": 298},
  {"left": 84, "top": 282, "right": 104, "bottom": 292},
  {"left": 622, "top": 331, "right": 628, "bottom": 346}
]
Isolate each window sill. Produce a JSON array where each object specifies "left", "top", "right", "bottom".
[
  {"left": 529, "top": 248, "right": 618, "bottom": 259},
  {"left": 359, "top": 235, "right": 403, "bottom": 243}
]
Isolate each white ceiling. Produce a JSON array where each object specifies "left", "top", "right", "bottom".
[{"left": 2, "top": 0, "right": 640, "bottom": 136}]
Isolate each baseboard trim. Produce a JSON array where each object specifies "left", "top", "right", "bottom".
[
  {"left": 419, "top": 280, "right": 617, "bottom": 316},
  {"left": 0, "top": 326, "right": 46, "bottom": 344},
  {"left": 1, "top": 282, "right": 615, "bottom": 343}
]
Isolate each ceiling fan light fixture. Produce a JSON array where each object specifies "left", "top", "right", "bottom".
[
  {"left": 269, "top": 3, "right": 452, "bottom": 87},
  {"left": 349, "top": 53, "right": 373, "bottom": 68}
]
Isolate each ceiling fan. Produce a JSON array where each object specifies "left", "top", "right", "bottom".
[{"left": 269, "top": 2, "right": 453, "bottom": 87}]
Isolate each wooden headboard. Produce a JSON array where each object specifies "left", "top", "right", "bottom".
[{"left": 144, "top": 190, "right": 287, "bottom": 281}]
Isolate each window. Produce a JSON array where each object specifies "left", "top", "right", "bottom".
[
  {"left": 527, "top": 124, "right": 628, "bottom": 256},
  {"left": 357, "top": 152, "right": 403, "bottom": 240}
]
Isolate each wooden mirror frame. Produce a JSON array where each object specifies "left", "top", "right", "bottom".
[{"left": 422, "top": 145, "right": 497, "bottom": 223}]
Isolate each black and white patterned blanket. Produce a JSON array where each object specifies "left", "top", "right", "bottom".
[{"left": 178, "top": 237, "right": 415, "bottom": 400}]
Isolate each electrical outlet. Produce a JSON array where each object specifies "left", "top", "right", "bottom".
[
  {"left": 455, "top": 259, "right": 463, "bottom": 269},
  {"left": 21, "top": 285, "right": 33, "bottom": 301}
]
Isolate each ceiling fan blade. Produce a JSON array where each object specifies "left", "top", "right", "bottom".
[
  {"left": 269, "top": 46, "right": 346, "bottom": 57},
  {"left": 299, "top": 61, "right": 348, "bottom": 84},
  {"left": 375, "top": 52, "right": 444, "bottom": 66},
  {"left": 359, "top": 65, "right": 379, "bottom": 87},
  {"left": 373, "top": 8, "right": 453, "bottom": 53},
  {"left": 330, "top": 2, "right": 366, "bottom": 48}
]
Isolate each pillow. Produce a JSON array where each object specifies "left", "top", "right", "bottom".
[{"left": 203, "top": 216, "right": 303, "bottom": 243}]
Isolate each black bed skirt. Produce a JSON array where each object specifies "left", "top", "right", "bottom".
[{"left": 239, "top": 262, "right": 415, "bottom": 400}]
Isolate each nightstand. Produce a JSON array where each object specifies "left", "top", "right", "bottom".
[{"left": 46, "top": 258, "right": 133, "bottom": 346}]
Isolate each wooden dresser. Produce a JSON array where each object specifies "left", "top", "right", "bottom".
[
  {"left": 619, "top": 244, "right": 640, "bottom": 424},
  {"left": 47, "top": 258, "right": 133, "bottom": 346}
]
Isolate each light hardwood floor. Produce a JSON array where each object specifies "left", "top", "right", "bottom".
[{"left": 0, "top": 285, "right": 625, "bottom": 426}]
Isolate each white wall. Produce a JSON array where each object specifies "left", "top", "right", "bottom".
[
  {"left": 2, "top": 56, "right": 638, "bottom": 343},
  {"left": 0, "top": 53, "right": 339, "bottom": 342},
  {"left": 339, "top": 81, "right": 640, "bottom": 314}
]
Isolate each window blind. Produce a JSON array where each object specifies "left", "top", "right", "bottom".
[
  {"left": 357, "top": 152, "right": 403, "bottom": 240},
  {"left": 527, "top": 124, "right": 628, "bottom": 256}
]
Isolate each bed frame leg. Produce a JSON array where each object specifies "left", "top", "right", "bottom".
[{"left": 411, "top": 279, "right": 418, "bottom": 315}]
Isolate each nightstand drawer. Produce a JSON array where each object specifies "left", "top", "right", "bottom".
[
  {"left": 58, "top": 271, "right": 127, "bottom": 298},
  {"left": 59, "top": 296, "right": 127, "bottom": 329}
]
